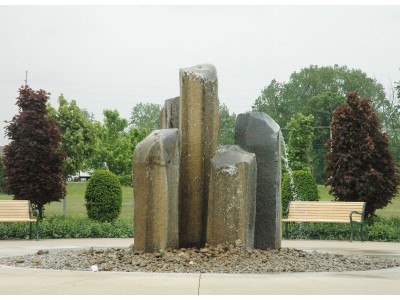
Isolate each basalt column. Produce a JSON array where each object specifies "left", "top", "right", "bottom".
[
  {"left": 133, "top": 129, "right": 180, "bottom": 252},
  {"left": 207, "top": 145, "right": 257, "bottom": 248},
  {"left": 235, "top": 112, "right": 282, "bottom": 250},
  {"left": 159, "top": 96, "right": 180, "bottom": 129},
  {"left": 179, "top": 64, "right": 220, "bottom": 248}
]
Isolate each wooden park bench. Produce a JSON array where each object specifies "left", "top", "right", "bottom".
[
  {"left": 0, "top": 200, "right": 39, "bottom": 240},
  {"left": 282, "top": 201, "right": 366, "bottom": 242}
]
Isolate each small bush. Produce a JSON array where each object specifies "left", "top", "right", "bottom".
[
  {"left": 85, "top": 170, "right": 122, "bottom": 222},
  {"left": 282, "top": 170, "right": 319, "bottom": 213}
]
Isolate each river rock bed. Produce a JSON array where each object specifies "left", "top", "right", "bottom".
[{"left": 1, "top": 241, "right": 399, "bottom": 273}]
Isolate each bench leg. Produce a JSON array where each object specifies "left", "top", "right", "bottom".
[
  {"left": 36, "top": 221, "right": 39, "bottom": 241},
  {"left": 360, "top": 223, "right": 364, "bottom": 242},
  {"left": 350, "top": 222, "right": 354, "bottom": 242},
  {"left": 29, "top": 223, "right": 32, "bottom": 240},
  {"left": 285, "top": 223, "right": 289, "bottom": 239}
]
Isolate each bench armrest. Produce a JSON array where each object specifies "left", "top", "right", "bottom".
[
  {"left": 31, "top": 208, "right": 40, "bottom": 221},
  {"left": 283, "top": 208, "right": 289, "bottom": 218},
  {"left": 350, "top": 210, "right": 364, "bottom": 224}
]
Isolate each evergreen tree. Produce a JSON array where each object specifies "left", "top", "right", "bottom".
[
  {"left": 286, "top": 113, "right": 314, "bottom": 172},
  {"left": 326, "top": 92, "right": 399, "bottom": 217},
  {"left": 3, "top": 86, "right": 66, "bottom": 218}
]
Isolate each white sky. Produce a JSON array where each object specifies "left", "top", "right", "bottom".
[{"left": 1, "top": 4, "right": 400, "bottom": 146}]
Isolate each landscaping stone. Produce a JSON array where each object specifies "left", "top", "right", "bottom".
[
  {"left": 235, "top": 112, "right": 282, "bottom": 250},
  {"left": 133, "top": 128, "right": 180, "bottom": 252},
  {"left": 179, "top": 64, "right": 220, "bottom": 248},
  {"left": 159, "top": 96, "right": 180, "bottom": 129},
  {"left": 1, "top": 243, "right": 399, "bottom": 274},
  {"left": 207, "top": 145, "right": 257, "bottom": 248}
]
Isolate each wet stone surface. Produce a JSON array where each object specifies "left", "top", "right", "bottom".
[{"left": 0, "top": 241, "right": 399, "bottom": 274}]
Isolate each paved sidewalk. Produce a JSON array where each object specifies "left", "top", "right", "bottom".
[{"left": 0, "top": 238, "right": 399, "bottom": 294}]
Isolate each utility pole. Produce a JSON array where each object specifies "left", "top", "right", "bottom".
[{"left": 24, "top": 70, "right": 28, "bottom": 86}]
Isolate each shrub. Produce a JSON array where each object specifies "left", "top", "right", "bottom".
[
  {"left": 326, "top": 92, "right": 399, "bottom": 217},
  {"left": 85, "top": 170, "right": 122, "bottom": 222},
  {"left": 282, "top": 170, "right": 319, "bottom": 213},
  {"left": 0, "top": 215, "right": 133, "bottom": 240},
  {"left": 283, "top": 216, "right": 400, "bottom": 242}
]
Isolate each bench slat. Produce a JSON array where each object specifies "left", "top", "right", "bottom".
[
  {"left": 0, "top": 218, "right": 36, "bottom": 222},
  {"left": 283, "top": 201, "right": 366, "bottom": 242},
  {"left": 288, "top": 214, "right": 361, "bottom": 217},
  {"left": 0, "top": 200, "right": 39, "bottom": 240},
  {"left": 0, "top": 199, "right": 34, "bottom": 220},
  {"left": 282, "top": 219, "right": 352, "bottom": 223},
  {"left": 285, "top": 201, "right": 365, "bottom": 224}
]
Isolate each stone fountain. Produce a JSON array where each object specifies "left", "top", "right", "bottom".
[{"left": 133, "top": 64, "right": 281, "bottom": 252}]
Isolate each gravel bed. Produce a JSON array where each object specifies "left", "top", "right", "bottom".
[{"left": 1, "top": 240, "right": 399, "bottom": 274}]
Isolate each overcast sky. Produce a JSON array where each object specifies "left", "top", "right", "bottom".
[{"left": 1, "top": 5, "right": 400, "bottom": 146}]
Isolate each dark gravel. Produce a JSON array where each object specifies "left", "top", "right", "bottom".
[{"left": 1, "top": 240, "right": 399, "bottom": 274}]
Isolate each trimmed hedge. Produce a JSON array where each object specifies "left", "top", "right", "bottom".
[
  {"left": 284, "top": 216, "right": 400, "bottom": 242},
  {"left": 282, "top": 170, "right": 319, "bottom": 213},
  {"left": 0, "top": 215, "right": 398, "bottom": 242},
  {"left": 0, "top": 215, "right": 133, "bottom": 240},
  {"left": 85, "top": 170, "right": 122, "bottom": 222}
]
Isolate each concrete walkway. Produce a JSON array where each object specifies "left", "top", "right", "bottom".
[{"left": 0, "top": 238, "right": 399, "bottom": 294}]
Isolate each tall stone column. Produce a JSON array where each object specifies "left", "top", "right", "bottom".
[
  {"left": 235, "top": 112, "right": 282, "bottom": 250},
  {"left": 207, "top": 145, "right": 257, "bottom": 248},
  {"left": 133, "top": 129, "right": 180, "bottom": 252},
  {"left": 159, "top": 96, "right": 180, "bottom": 129},
  {"left": 179, "top": 64, "right": 220, "bottom": 248}
]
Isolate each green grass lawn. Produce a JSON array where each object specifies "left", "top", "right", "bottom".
[
  {"left": 1, "top": 183, "right": 399, "bottom": 219},
  {"left": 0, "top": 182, "right": 133, "bottom": 217},
  {"left": 318, "top": 185, "right": 400, "bottom": 218}
]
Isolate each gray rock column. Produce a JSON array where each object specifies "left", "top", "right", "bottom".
[
  {"left": 235, "top": 112, "right": 282, "bottom": 250},
  {"left": 159, "top": 96, "right": 180, "bottom": 129},
  {"left": 207, "top": 145, "right": 257, "bottom": 248},
  {"left": 179, "top": 64, "right": 220, "bottom": 248},
  {"left": 133, "top": 129, "right": 179, "bottom": 252}
]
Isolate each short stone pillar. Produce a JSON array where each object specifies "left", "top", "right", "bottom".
[
  {"left": 159, "top": 96, "right": 180, "bottom": 129},
  {"left": 235, "top": 112, "right": 282, "bottom": 250},
  {"left": 133, "top": 129, "right": 180, "bottom": 252},
  {"left": 207, "top": 145, "right": 257, "bottom": 248},
  {"left": 179, "top": 64, "right": 220, "bottom": 248}
]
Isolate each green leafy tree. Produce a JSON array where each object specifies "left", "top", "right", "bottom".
[
  {"left": 305, "top": 92, "right": 346, "bottom": 182},
  {"left": 326, "top": 92, "right": 399, "bottom": 218},
  {"left": 130, "top": 102, "right": 161, "bottom": 130},
  {"left": 88, "top": 110, "right": 149, "bottom": 185},
  {"left": 48, "top": 94, "right": 98, "bottom": 178},
  {"left": 253, "top": 65, "right": 390, "bottom": 182},
  {"left": 286, "top": 113, "right": 314, "bottom": 172},
  {"left": 0, "top": 158, "right": 5, "bottom": 192},
  {"left": 252, "top": 79, "right": 288, "bottom": 126},
  {"left": 3, "top": 86, "right": 66, "bottom": 218},
  {"left": 385, "top": 81, "right": 400, "bottom": 163},
  {"left": 219, "top": 103, "right": 236, "bottom": 145},
  {"left": 253, "top": 65, "right": 387, "bottom": 126},
  {"left": 90, "top": 110, "right": 131, "bottom": 176}
]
